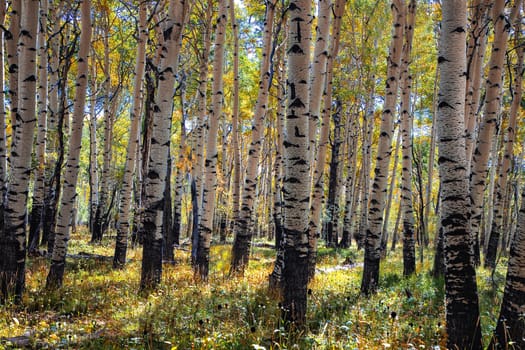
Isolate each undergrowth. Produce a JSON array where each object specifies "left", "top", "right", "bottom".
[{"left": 0, "top": 228, "right": 506, "bottom": 349}]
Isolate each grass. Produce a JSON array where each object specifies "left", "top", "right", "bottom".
[{"left": 0, "top": 227, "right": 507, "bottom": 349}]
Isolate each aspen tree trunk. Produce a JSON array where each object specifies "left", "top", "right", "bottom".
[
  {"left": 281, "top": 0, "right": 312, "bottom": 326},
  {"left": 308, "top": 0, "right": 345, "bottom": 278},
  {"left": 46, "top": 0, "right": 91, "bottom": 289},
  {"left": 28, "top": 0, "right": 48, "bottom": 254},
  {"left": 92, "top": 14, "right": 113, "bottom": 243},
  {"left": 229, "top": 0, "right": 241, "bottom": 229},
  {"left": 485, "top": 2, "right": 523, "bottom": 269},
  {"left": 400, "top": 0, "right": 416, "bottom": 276},
  {"left": 325, "top": 101, "right": 343, "bottom": 247},
  {"left": 490, "top": 184, "right": 525, "bottom": 349},
  {"left": 194, "top": 0, "right": 227, "bottom": 280},
  {"left": 437, "top": 0, "right": 482, "bottom": 347},
  {"left": 88, "top": 53, "right": 98, "bottom": 235},
  {"left": 6, "top": 0, "right": 19, "bottom": 142},
  {"left": 42, "top": 4, "right": 61, "bottom": 250},
  {"left": 472, "top": 0, "right": 520, "bottom": 267},
  {"left": 464, "top": 0, "right": 490, "bottom": 167},
  {"left": 190, "top": 5, "right": 212, "bottom": 261},
  {"left": 340, "top": 110, "right": 359, "bottom": 248},
  {"left": 0, "top": 0, "right": 7, "bottom": 226},
  {"left": 230, "top": 1, "right": 275, "bottom": 274},
  {"left": 140, "top": 0, "right": 188, "bottom": 289},
  {"left": 424, "top": 70, "right": 438, "bottom": 247},
  {"left": 356, "top": 91, "right": 375, "bottom": 248},
  {"left": 0, "top": 0, "right": 38, "bottom": 302},
  {"left": 361, "top": 0, "right": 404, "bottom": 295},
  {"left": 171, "top": 77, "right": 189, "bottom": 252},
  {"left": 269, "top": 45, "right": 286, "bottom": 291},
  {"left": 308, "top": 0, "right": 331, "bottom": 158},
  {"left": 113, "top": 1, "right": 147, "bottom": 268},
  {"left": 380, "top": 129, "right": 401, "bottom": 257}
]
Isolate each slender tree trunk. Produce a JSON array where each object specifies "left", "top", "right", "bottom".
[
  {"left": 485, "top": 2, "right": 523, "bottom": 269},
  {"left": 88, "top": 54, "right": 98, "bottom": 236},
  {"left": 490, "top": 184, "right": 525, "bottom": 349},
  {"left": 437, "top": 1, "right": 482, "bottom": 347},
  {"left": 46, "top": 0, "right": 91, "bottom": 289},
  {"left": 92, "top": 11, "right": 113, "bottom": 243},
  {"left": 190, "top": 2, "right": 212, "bottom": 264},
  {"left": 308, "top": 0, "right": 345, "bottom": 279},
  {"left": 361, "top": 0, "right": 404, "bottom": 295},
  {"left": 340, "top": 110, "right": 359, "bottom": 248},
  {"left": 113, "top": 1, "right": 147, "bottom": 268},
  {"left": 229, "top": 0, "right": 241, "bottom": 229},
  {"left": 194, "top": 0, "right": 227, "bottom": 280},
  {"left": 269, "top": 44, "right": 286, "bottom": 292},
  {"left": 6, "top": 0, "right": 19, "bottom": 144},
  {"left": 281, "top": 0, "right": 312, "bottom": 326},
  {"left": 0, "top": 0, "right": 6, "bottom": 226},
  {"left": 464, "top": 0, "right": 490, "bottom": 168},
  {"left": 400, "top": 0, "right": 416, "bottom": 276},
  {"left": 28, "top": 0, "right": 48, "bottom": 254},
  {"left": 140, "top": 0, "right": 188, "bottom": 290},
  {"left": 325, "top": 101, "right": 343, "bottom": 247},
  {"left": 0, "top": 0, "right": 38, "bottom": 302},
  {"left": 230, "top": 1, "right": 275, "bottom": 274},
  {"left": 380, "top": 128, "right": 401, "bottom": 257},
  {"left": 472, "top": 0, "right": 520, "bottom": 267},
  {"left": 42, "top": 4, "right": 62, "bottom": 251}
]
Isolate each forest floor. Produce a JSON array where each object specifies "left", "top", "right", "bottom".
[{"left": 0, "top": 227, "right": 507, "bottom": 349}]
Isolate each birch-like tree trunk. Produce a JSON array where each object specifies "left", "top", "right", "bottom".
[
  {"left": 6, "top": 0, "right": 19, "bottom": 143},
  {"left": 361, "top": 0, "right": 404, "bottom": 295},
  {"left": 400, "top": 0, "right": 416, "bottom": 276},
  {"left": 46, "top": 0, "right": 91, "bottom": 289},
  {"left": 92, "top": 12, "right": 113, "bottom": 243},
  {"left": 472, "top": 0, "right": 520, "bottom": 267},
  {"left": 28, "top": 0, "right": 48, "bottom": 254},
  {"left": 194, "top": 0, "right": 227, "bottom": 280},
  {"left": 0, "top": 0, "right": 38, "bottom": 302},
  {"left": 229, "top": 0, "right": 241, "bottom": 230},
  {"left": 113, "top": 0, "right": 147, "bottom": 268},
  {"left": 190, "top": 2, "right": 212, "bottom": 263},
  {"left": 140, "top": 0, "right": 188, "bottom": 289},
  {"left": 464, "top": 0, "right": 490, "bottom": 167},
  {"left": 0, "top": 0, "right": 7, "bottom": 226},
  {"left": 490, "top": 184, "right": 525, "bottom": 349},
  {"left": 485, "top": 0, "right": 523, "bottom": 269},
  {"left": 437, "top": 0, "right": 482, "bottom": 347},
  {"left": 88, "top": 52, "right": 98, "bottom": 235},
  {"left": 308, "top": 0, "right": 344, "bottom": 278},
  {"left": 281, "top": 0, "right": 312, "bottom": 326},
  {"left": 230, "top": 1, "right": 275, "bottom": 274},
  {"left": 42, "top": 4, "right": 61, "bottom": 251}
]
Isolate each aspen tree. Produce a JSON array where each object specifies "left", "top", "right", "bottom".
[
  {"left": 486, "top": 14, "right": 523, "bottom": 268},
  {"left": 308, "top": 0, "right": 345, "bottom": 278},
  {"left": 28, "top": 0, "right": 49, "bottom": 254},
  {"left": 194, "top": 0, "right": 227, "bottom": 280},
  {"left": 472, "top": 0, "right": 520, "bottom": 267},
  {"left": 113, "top": 0, "right": 147, "bottom": 268},
  {"left": 230, "top": 1, "right": 275, "bottom": 274},
  {"left": 46, "top": 0, "right": 91, "bottom": 288},
  {"left": 229, "top": 0, "right": 241, "bottom": 230},
  {"left": 400, "top": 0, "right": 416, "bottom": 276},
  {"left": 0, "top": 0, "right": 38, "bottom": 302},
  {"left": 281, "top": 0, "right": 312, "bottom": 325},
  {"left": 140, "top": 0, "right": 188, "bottom": 289},
  {"left": 437, "top": 0, "right": 482, "bottom": 347},
  {"left": 0, "top": 0, "right": 7, "bottom": 222},
  {"left": 361, "top": 0, "right": 404, "bottom": 295}
]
